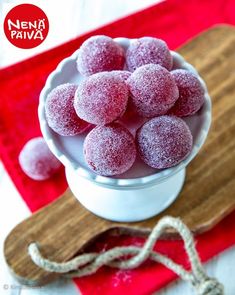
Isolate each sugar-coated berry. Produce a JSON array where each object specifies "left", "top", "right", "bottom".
[
  {"left": 74, "top": 72, "right": 129, "bottom": 125},
  {"left": 45, "top": 84, "right": 89, "bottom": 136},
  {"left": 77, "top": 35, "right": 125, "bottom": 76},
  {"left": 84, "top": 123, "right": 136, "bottom": 176},
  {"left": 127, "top": 64, "right": 179, "bottom": 118},
  {"left": 168, "top": 69, "right": 205, "bottom": 116},
  {"left": 136, "top": 116, "right": 193, "bottom": 169},
  {"left": 19, "top": 137, "right": 62, "bottom": 180},
  {"left": 126, "top": 37, "right": 173, "bottom": 72}
]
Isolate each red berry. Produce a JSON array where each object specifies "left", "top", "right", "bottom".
[
  {"left": 45, "top": 84, "right": 89, "bottom": 136},
  {"left": 126, "top": 37, "right": 173, "bottom": 72},
  {"left": 127, "top": 64, "right": 179, "bottom": 117},
  {"left": 136, "top": 116, "right": 193, "bottom": 169},
  {"left": 19, "top": 137, "right": 62, "bottom": 180},
  {"left": 169, "top": 69, "right": 205, "bottom": 116},
  {"left": 77, "top": 35, "right": 125, "bottom": 76},
  {"left": 84, "top": 123, "right": 136, "bottom": 176},
  {"left": 74, "top": 72, "right": 129, "bottom": 125}
]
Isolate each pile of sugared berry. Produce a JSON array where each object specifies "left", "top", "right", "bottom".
[{"left": 45, "top": 35, "right": 205, "bottom": 177}]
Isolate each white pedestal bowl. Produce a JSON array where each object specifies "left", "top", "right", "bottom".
[{"left": 38, "top": 37, "right": 211, "bottom": 222}]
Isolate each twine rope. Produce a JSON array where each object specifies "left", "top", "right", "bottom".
[{"left": 28, "top": 216, "right": 224, "bottom": 295}]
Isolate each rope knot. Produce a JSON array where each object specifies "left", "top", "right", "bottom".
[
  {"left": 196, "top": 278, "right": 224, "bottom": 295},
  {"left": 28, "top": 217, "right": 224, "bottom": 295}
]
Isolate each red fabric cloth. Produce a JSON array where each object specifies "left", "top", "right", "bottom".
[{"left": 0, "top": 0, "right": 234, "bottom": 294}]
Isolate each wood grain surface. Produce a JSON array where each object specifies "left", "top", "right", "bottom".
[{"left": 4, "top": 25, "right": 235, "bottom": 286}]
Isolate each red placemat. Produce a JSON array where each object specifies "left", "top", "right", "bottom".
[{"left": 0, "top": 0, "right": 235, "bottom": 294}]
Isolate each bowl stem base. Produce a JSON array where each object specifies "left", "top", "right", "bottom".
[{"left": 66, "top": 168, "right": 186, "bottom": 222}]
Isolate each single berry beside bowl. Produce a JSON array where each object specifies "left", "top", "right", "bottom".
[{"left": 19, "top": 137, "right": 62, "bottom": 180}]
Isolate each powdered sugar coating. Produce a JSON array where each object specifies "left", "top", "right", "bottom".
[
  {"left": 126, "top": 37, "right": 173, "bottom": 72},
  {"left": 77, "top": 35, "right": 125, "bottom": 76},
  {"left": 84, "top": 123, "right": 136, "bottom": 176},
  {"left": 45, "top": 84, "right": 89, "bottom": 136},
  {"left": 74, "top": 72, "right": 129, "bottom": 125},
  {"left": 169, "top": 69, "right": 205, "bottom": 117},
  {"left": 136, "top": 116, "right": 193, "bottom": 169},
  {"left": 19, "top": 137, "right": 62, "bottom": 180},
  {"left": 127, "top": 64, "right": 179, "bottom": 117},
  {"left": 110, "top": 70, "right": 131, "bottom": 81}
]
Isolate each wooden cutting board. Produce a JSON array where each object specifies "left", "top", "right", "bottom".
[{"left": 4, "top": 25, "right": 235, "bottom": 286}]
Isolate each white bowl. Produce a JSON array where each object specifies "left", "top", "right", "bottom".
[{"left": 38, "top": 37, "right": 211, "bottom": 222}]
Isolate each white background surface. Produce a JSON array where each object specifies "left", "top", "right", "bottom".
[{"left": 0, "top": 0, "right": 235, "bottom": 294}]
